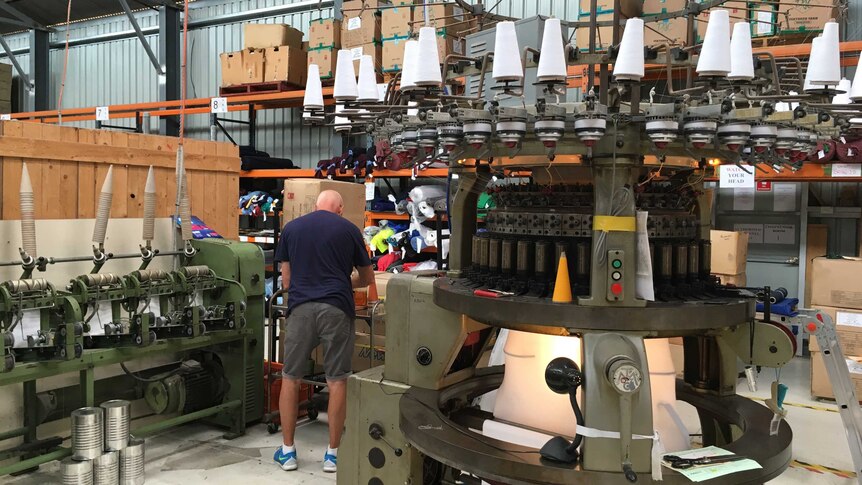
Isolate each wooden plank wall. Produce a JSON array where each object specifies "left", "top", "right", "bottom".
[{"left": 0, "top": 121, "right": 240, "bottom": 240}]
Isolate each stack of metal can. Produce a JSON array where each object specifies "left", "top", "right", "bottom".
[{"left": 61, "top": 399, "right": 144, "bottom": 485}]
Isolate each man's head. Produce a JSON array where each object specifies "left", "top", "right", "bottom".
[{"left": 316, "top": 190, "right": 344, "bottom": 216}]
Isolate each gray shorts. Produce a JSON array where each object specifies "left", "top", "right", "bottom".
[{"left": 282, "top": 302, "right": 355, "bottom": 381}]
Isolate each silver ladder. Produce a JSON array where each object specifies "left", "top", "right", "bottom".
[{"left": 802, "top": 308, "right": 862, "bottom": 484}]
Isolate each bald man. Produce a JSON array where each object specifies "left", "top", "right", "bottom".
[{"left": 273, "top": 190, "right": 374, "bottom": 473}]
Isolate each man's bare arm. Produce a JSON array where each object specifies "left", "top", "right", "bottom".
[{"left": 351, "top": 265, "right": 375, "bottom": 288}]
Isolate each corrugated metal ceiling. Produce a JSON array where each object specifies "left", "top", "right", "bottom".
[{"left": 0, "top": 0, "right": 176, "bottom": 34}]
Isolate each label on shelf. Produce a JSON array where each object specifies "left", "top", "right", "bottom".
[
  {"left": 365, "top": 182, "right": 375, "bottom": 201},
  {"left": 210, "top": 97, "right": 228, "bottom": 114},
  {"left": 832, "top": 163, "right": 862, "bottom": 178},
  {"left": 0, "top": 114, "right": 10, "bottom": 121},
  {"left": 720, "top": 165, "right": 755, "bottom": 188},
  {"left": 95, "top": 106, "right": 110, "bottom": 121}
]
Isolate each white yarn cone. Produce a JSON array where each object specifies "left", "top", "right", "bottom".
[
  {"left": 832, "top": 78, "right": 852, "bottom": 104},
  {"left": 728, "top": 22, "right": 754, "bottom": 81},
  {"left": 303, "top": 64, "right": 324, "bottom": 110},
  {"left": 377, "top": 83, "right": 388, "bottom": 102},
  {"left": 613, "top": 18, "right": 644, "bottom": 81},
  {"left": 357, "top": 55, "right": 379, "bottom": 102},
  {"left": 812, "top": 21, "right": 840, "bottom": 86},
  {"left": 851, "top": 55, "right": 862, "bottom": 100},
  {"left": 492, "top": 21, "right": 523, "bottom": 83},
  {"left": 415, "top": 26, "right": 443, "bottom": 86},
  {"left": 803, "top": 37, "right": 822, "bottom": 92},
  {"left": 400, "top": 40, "right": 419, "bottom": 92},
  {"left": 696, "top": 9, "right": 731, "bottom": 77},
  {"left": 333, "top": 50, "right": 358, "bottom": 101},
  {"left": 537, "top": 18, "right": 567, "bottom": 83}
]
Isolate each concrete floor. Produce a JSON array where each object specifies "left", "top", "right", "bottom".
[{"left": 6, "top": 356, "right": 858, "bottom": 484}]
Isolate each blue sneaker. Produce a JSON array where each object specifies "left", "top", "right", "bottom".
[
  {"left": 323, "top": 452, "right": 337, "bottom": 473},
  {"left": 274, "top": 447, "right": 298, "bottom": 471}
]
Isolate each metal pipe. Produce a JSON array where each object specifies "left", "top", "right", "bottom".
[
  {"left": 131, "top": 400, "right": 242, "bottom": 437},
  {"left": 0, "top": 427, "right": 26, "bottom": 442}
]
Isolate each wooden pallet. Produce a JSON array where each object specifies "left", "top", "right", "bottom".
[{"left": 219, "top": 80, "right": 303, "bottom": 97}]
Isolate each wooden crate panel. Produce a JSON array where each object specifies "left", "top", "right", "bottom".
[{"left": 0, "top": 121, "right": 240, "bottom": 240}]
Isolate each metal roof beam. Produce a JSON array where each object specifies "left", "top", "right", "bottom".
[
  {"left": 0, "top": 33, "right": 30, "bottom": 88},
  {"left": 118, "top": 0, "right": 163, "bottom": 74},
  {"left": 0, "top": 2, "right": 48, "bottom": 31}
]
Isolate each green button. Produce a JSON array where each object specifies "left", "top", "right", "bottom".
[{"left": 612, "top": 259, "right": 622, "bottom": 269}]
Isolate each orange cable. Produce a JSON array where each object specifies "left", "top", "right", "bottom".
[
  {"left": 179, "top": 0, "right": 190, "bottom": 143},
  {"left": 57, "top": 0, "right": 73, "bottom": 123}
]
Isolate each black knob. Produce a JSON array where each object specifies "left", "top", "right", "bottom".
[
  {"left": 545, "top": 357, "right": 584, "bottom": 394},
  {"left": 416, "top": 347, "right": 433, "bottom": 366}
]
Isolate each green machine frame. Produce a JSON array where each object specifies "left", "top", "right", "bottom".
[{"left": 0, "top": 239, "right": 265, "bottom": 476}]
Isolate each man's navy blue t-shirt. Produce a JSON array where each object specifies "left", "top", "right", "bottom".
[{"left": 274, "top": 210, "right": 372, "bottom": 318}]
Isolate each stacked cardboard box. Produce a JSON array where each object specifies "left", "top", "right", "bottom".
[
  {"left": 0, "top": 63, "right": 11, "bottom": 115},
  {"left": 710, "top": 230, "right": 749, "bottom": 286},
  {"left": 308, "top": 18, "right": 342, "bottom": 79},
  {"left": 642, "top": 0, "right": 688, "bottom": 45},
  {"left": 809, "top": 258, "right": 862, "bottom": 399},
  {"left": 220, "top": 23, "right": 307, "bottom": 87},
  {"left": 381, "top": 1, "right": 412, "bottom": 72},
  {"left": 341, "top": 0, "right": 388, "bottom": 75},
  {"left": 282, "top": 178, "right": 366, "bottom": 229},
  {"left": 777, "top": 0, "right": 837, "bottom": 35}
]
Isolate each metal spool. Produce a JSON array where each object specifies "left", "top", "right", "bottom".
[
  {"left": 500, "top": 240, "right": 516, "bottom": 276},
  {"left": 687, "top": 242, "right": 700, "bottom": 282},
  {"left": 659, "top": 244, "right": 673, "bottom": 283},
  {"left": 699, "top": 240, "right": 712, "bottom": 277},
  {"left": 575, "top": 242, "right": 590, "bottom": 285},
  {"left": 534, "top": 241, "right": 552, "bottom": 279},
  {"left": 471, "top": 235, "right": 481, "bottom": 269},
  {"left": 94, "top": 451, "right": 120, "bottom": 485},
  {"left": 71, "top": 407, "right": 104, "bottom": 460},
  {"left": 477, "top": 237, "right": 490, "bottom": 273},
  {"left": 516, "top": 240, "right": 534, "bottom": 278},
  {"left": 80, "top": 273, "right": 122, "bottom": 287},
  {"left": 119, "top": 438, "right": 145, "bottom": 485},
  {"left": 673, "top": 244, "right": 688, "bottom": 284},
  {"left": 62, "top": 457, "right": 93, "bottom": 485},
  {"left": 101, "top": 400, "right": 131, "bottom": 452},
  {"left": 488, "top": 238, "right": 501, "bottom": 274}
]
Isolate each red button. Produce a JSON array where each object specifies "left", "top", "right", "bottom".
[
  {"left": 816, "top": 313, "right": 824, "bottom": 322},
  {"left": 611, "top": 283, "right": 623, "bottom": 295},
  {"left": 807, "top": 322, "right": 818, "bottom": 333}
]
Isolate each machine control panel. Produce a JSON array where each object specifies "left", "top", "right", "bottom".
[{"left": 607, "top": 250, "right": 624, "bottom": 301}]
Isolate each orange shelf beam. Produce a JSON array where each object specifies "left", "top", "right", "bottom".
[{"left": 240, "top": 168, "right": 450, "bottom": 179}]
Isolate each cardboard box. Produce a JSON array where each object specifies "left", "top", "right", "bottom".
[
  {"left": 220, "top": 49, "right": 265, "bottom": 86},
  {"left": 375, "top": 272, "right": 394, "bottom": 299},
  {"left": 244, "top": 23, "right": 303, "bottom": 50},
  {"left": 347, "top": 43, "right": 383, "bottom": 74},
  {"left": 811, "top": 351, "right": 862, "bottom": 401},
  {"left": 382, "top": 3, "right": 412, "bottom": 39},
  {"left": 710, "top": 230, "right": 749, "bottom": 275},
  {"left": 808, "top": 305, "right": 862, "bottom": 352},
  {"left": 436, "top": 33, "right": 465, "bottom": 62},
  {"left": 579, "top": 0, "right": 614, "bottom": 16},
  {"left": 282, "top": 179, "right": 366, "bottom": 229},
  {"left": 382, "top": 36, "right": 409, "bottom": 71},
  {"left": 353, "top": 333, "right": 386, "bottom": 372},
  {"left": 714, "top": 272, "right": 746, "bottom": 287},
  {"left": 264, "top": 46, "right": 307, "bottom": 85},
  {"left": 358, "top": 314, "right": 386, "bottom": 337},
  {"left": 309, "top": 18, "right": 342, "bottom": 49},
  {"left": 415, "top": 3, "right": 472, "bottom": 37},
  {"left": 308, "top": 47, "right": 338, "bottom": 78},
  {"left": 810, "top": 258, "right": 862, "bottom": 310},
  {"left": 342, "top": 0, "right": 383, "bottom": 48},
  {"left": 778, "top": 0, "right": 837, "bottom": 35},
  {"left": 805, "top": 224, "right": 828, "bottom": 307},
  {"left": 642, "top": 0, "right": 688, "bottom": 45},
  {"left": 749, "top": 2, "right": 778, "bottom": 37},
  {"left": 575, "top": 12, "right": 614, "bottom": 51}
]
